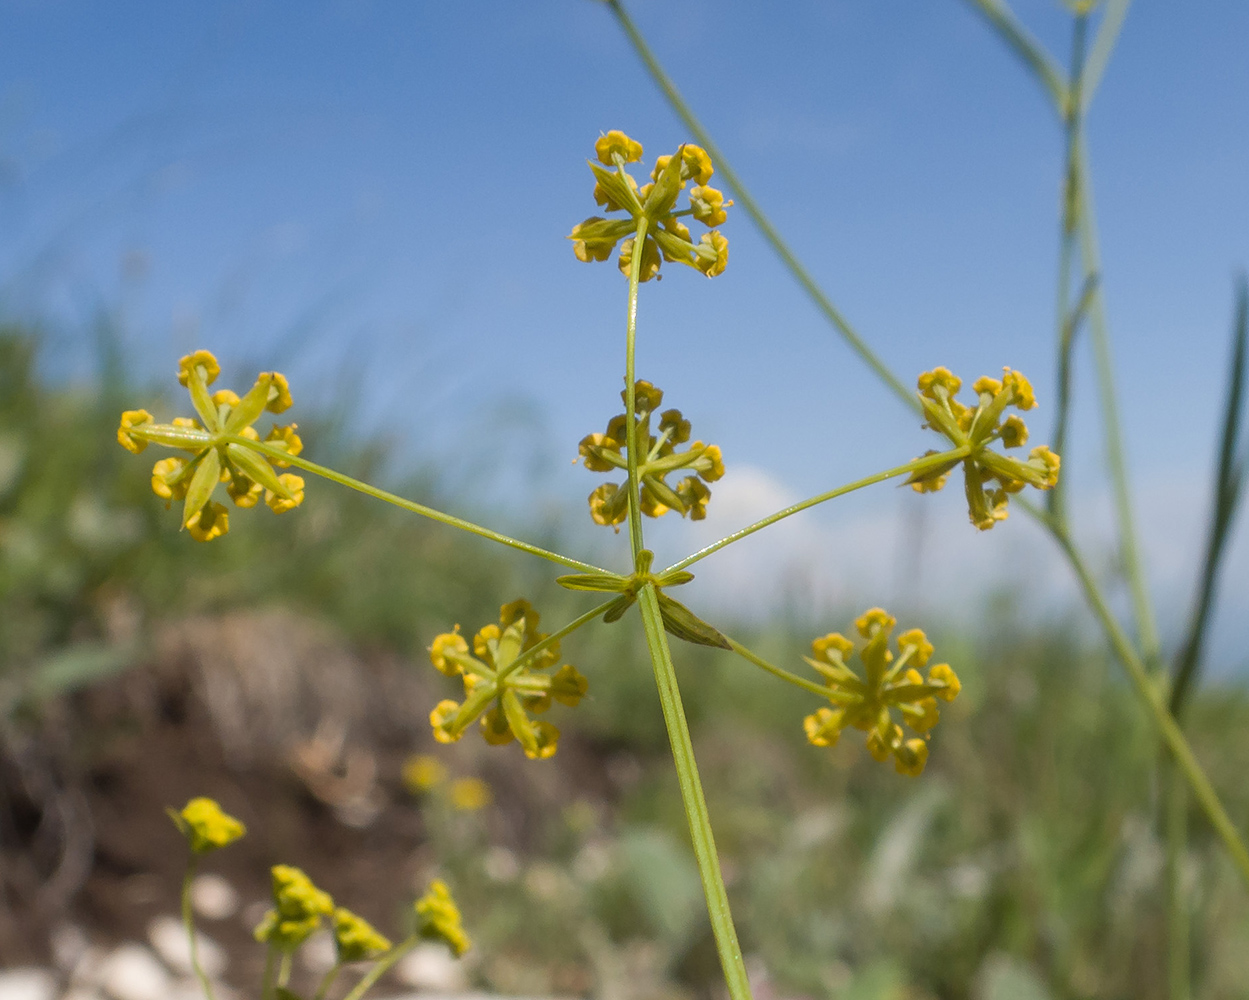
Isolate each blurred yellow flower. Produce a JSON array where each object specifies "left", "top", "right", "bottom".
[
  {"left": 449, "top": 777, "right": 492, "bottom": 812},
  {"left": 415, "top": 880, "right": 470, "bottom": 958},
  {"left": 170, "top": 797, "right": 246, "bottom": 854},
  {"left": 402, "top": 754, "right": 447, "bottom": 793}
]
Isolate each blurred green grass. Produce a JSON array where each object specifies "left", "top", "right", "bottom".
[{"left": 3, "top": 329, "right": 1249, "bottom": 999}]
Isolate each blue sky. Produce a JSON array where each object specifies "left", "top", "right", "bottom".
[{"left": 2, "top": 1, "right": 1247, "bottom": 661}]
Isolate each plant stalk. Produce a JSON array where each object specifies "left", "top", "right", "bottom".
[
  {"left": 340, "top": 935, "right": 417, "bottom": 1000},
  {"left": 637, "top": 583, "right": 752, "bottom": 1000},
  {"left": 228, "top": 437, "right": 609, "bottom": 575},
  {"left": 180, "top": 858, "right": 216, "bottom": 1000},
  {"left": 662, "top": 446, "right": 969, "bottom": 574}
]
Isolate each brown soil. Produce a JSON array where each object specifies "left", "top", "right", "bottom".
[{"left": 0, "top": 609, "right": 614, "bottom": 991}]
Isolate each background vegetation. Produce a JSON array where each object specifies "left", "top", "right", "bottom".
[{"left": 3, "top": 331, "right": 1248, "bottom": 1000}]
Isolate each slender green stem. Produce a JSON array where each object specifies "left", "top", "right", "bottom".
[
  {"left": 725, "top": 637, "right": 831, "bottom": 699},
  {"left": 662, "top": 447, "right": 969, "bottom": 574},
  {"left": 1081, "top": 0, "right": 1134, "bottom": 113},
  {"left": 1071, "top": 144, "right": 1161, "bottom": 666},
  {"left": 278, "top": 952, "right": 293, "bottom": 988},
  {"left": 227, "top": 436, "right": 608, "bottom": 575},
  {"left": 341, "top": 935, "right": 417, "bottom": 1000},
  {"left": 623, "top": 214, "right": 650, "bottom": 564},
  {"left": 636, "top": 584, "right": 752, "bottom": 1000},
  {"left": 605, "top": 0, "right": 917, "bottom": 414},
  {"left": 496, "top": 597, "right": 622, "bottom": 684},
  {"left": 314, "top": 962, "right": 343, "bottom": 1000},
  {"left": 180, "top": 858, "right": 216, "bottom": 1000},
  {"left": 1047, "top": 14, "right": 1088, "bottom": 523},
  {"left": 261, "top": 943, "right": 278, "bottom": 1000},
  {"left": 960, "top": 0, "right": 1070, "bottom": 111},
  {"left": 1035, "top": 509, "right": 1249, "bottom": 884}
]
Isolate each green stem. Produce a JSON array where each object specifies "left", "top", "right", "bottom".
[
  {"left": 278, "top": 952, "right": 293, "bottom": 988},
  {"left": 180, "top": 858, "right": 216, "bottom": 1000},
  {"left": 662, "top": 447, "right": 969, "bottom": 574},
  {"left": 605, "top": 0, "right": 917, "bottom": 414},
  {"left": 227, "top": 437, "right": 608, "bottom": 575},
  {"left": 314, "top": 963, "right": 342, "bottom": 1000},
  {"left": 725, "top": 637, "right": 831, "bottom": 699},
  {"left": 1038, "top": 511, "right": 1249, "bottom": 884},
  {"left": 341, "top": 935, "right": 417, "bottom": 1000},
  {"left": 1071, "top": 144, "right": 1162, "bottom": 666},
  {"left": 261, "top": 943, "right": 278, "bottom": 1000},
  {"left": 496, "top": 597, "right": 622, "bottom": 684},
  {"left": 1048, "top": 14, "right": 1088, "bottom": 523},
  {"left": 636, "top": 584, "right": 752, "bottom": 1000},
  {"left": 624, "top": 214, "right": 650, "bottom": 564}
]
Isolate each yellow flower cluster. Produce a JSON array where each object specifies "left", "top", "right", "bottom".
[
  {"left": 415, "top": 880, "right": 471, "bottom": 958},
  {"left": 579, "top": 380, "right": 724, "bottom": 529},
  {"left": 117, "top": 350, "right": 304, "bottom": 541},
  {"left": 332, "top": 907, "right": 392, "bottom": 963},
  {"left": 254, "top": 864, "right": 335, "bottom": 949},
  {"left": 569, "top": 130, "right": 731, "bottom": 280},
  {"left": 428, "top": 600, "right": 588, "bottom": 760},
  {"left": 908, "top": 367, "right": 1061, "bottom": 530},
  {"left": 170, "top": 797, "right": 246, "bottom": 854},
  {"left": 802, "top": 609, "right": 961, "bottom": 776}
]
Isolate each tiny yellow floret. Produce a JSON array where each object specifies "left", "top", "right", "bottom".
[
  {"left": 332, "top": 908, "right": 392, "bottom": 962},
  {"left": 449, "top": 777, "right": 492, "bottom": 812},
  {"left": 402, "top": 754, "right": 447, "bottom": 793},
  {"left": 117, "top": 410, "right": 154, "bottom": 453},
  {"left": 415, "top": 880, "right": 471, "bottom": 957},
  {"left": 172, "top": 797, "right": 246, "bottom": 853}
]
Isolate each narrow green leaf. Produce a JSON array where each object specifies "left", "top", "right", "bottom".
[
  {"left": 1171, "top": 278, "right": 1249, "bottom": 714},
  {"left": 182, "top": 447, "right": 221, "bottom": 526},
  {"left": 962, "top": 0, "right": 1070, "bottom": 113},
  {"left": 224, "top": 373, "right": 274, "bottom": 434},
  {"left": 1081, "top": 0, "right": 1133, "bottom": 113},
  {"left": 657, "top": 594, "right": 730, "bottom": 649},
  {"left": 602, "top": 594, "right": 637, "bottom": 623},
  {"left": 226, "top": 442, "right": 289, "bottom": 497},
  {"left": 556, "top": 571, "right": 630, "bottom": 592}
]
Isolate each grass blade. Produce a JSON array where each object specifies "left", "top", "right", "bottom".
[{"left": 1170, "top": 277, "right": 1249, "bottom": 715}]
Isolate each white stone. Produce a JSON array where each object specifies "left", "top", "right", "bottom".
[
  {"left": 297, "top": 929, "right": 336, "bottom": 974},
  {"left": 61, "top": 990, "right": 103, "bottom": 1000},
  {"left": 394, "top": 943, "right": 468, "bottom": 993},
  {"left": 98, "top": 944, "right": 171, "bottom": 1000},
  {"left": 0, "top": 968, "right": 55, "bottom": 1000},
  {"left": 50, "top": 924, "right": 89, "bottom": 971},
  {"left": 189, "top": 874, "right": 239, "bottom": 921},
  {"left": 147, "top": 915, "right": 227, "bottom": 979}
]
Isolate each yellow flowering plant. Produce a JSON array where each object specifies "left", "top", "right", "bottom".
[
  {"left": 115, "top": 11, "right": 1249, "bottom": 994},
  {"left": 165, "top": 796, "right": 471, "bottom": 1000}
]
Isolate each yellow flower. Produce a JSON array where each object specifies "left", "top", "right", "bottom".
[
  {"left": 254, "top": 865, "right": 334, "bottom": 950},
  {"left": 569, "top": 132, "right": 731, "bottom": 280},
  {"left": 595, "top": 130, "right": 644, "bottom": 165},
  {"left": 170, "top": 797, "right": 246, "bottom": 853},
  {"left": 449, "top": 777, "right": 492, "bottom": 812},
  {"left": 117, "top": 350, "right": 305, "bottom": 541},
  {"left": 578, "top": 381, "right": 726, "bottom": 529},
  {"left": 426, "top": 600, "right": 586, "bottom": 759},
  {"left": 332, "top": 908, "right": 391, "bottom": 963},
  {"left": 907, "top": 366, "right": 1060, "bottom": 530},
  {"left": 415, "top": 880, "right": 470, "bottom": 958},
  {"left": 402, "top": 754, "right": 447, "bottom": 793},
  {"left": 801, "top": 609, "right": 960, "bottom": 776}
]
